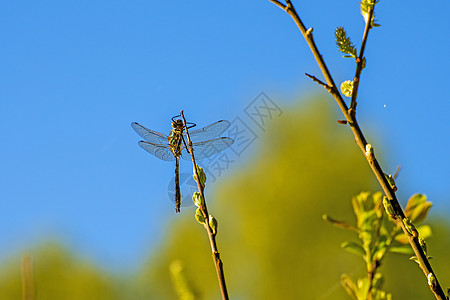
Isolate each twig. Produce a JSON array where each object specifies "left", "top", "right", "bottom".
[
  {"left": 393, "top": 165, "right": 401, "bottom": 180},
  {"left": 268, "top": 1, "right": 447, "bottom": 299},
  {"left": 349, "top": 6, "right": 374, "bottom": 113},
  {"left": 305, "top": 73, "right": 332, "bottom": 93},
  {"left": 268, "top": 0, "right": 286, "bottom": 10},
  {"left": 322, "top": 214, "right": 358, "bottom": 232},
  {"left": 180, "top": 110, "right": 229, "bottom": 300}
]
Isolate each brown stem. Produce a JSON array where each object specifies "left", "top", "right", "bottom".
[
  {"left": 21, "top": 255, "right": 35, "bottom": 300},
  {"left": 268, "top": 0, "right": 286, "bottom": 10},
  {"left": 305, "top": 73, "right": 332, "bottom": 93},
  {"left": 269, "top": 1, "right": 446, "bottom": 299},
  {"left": 349, "top": 6, "right": 374, "bottom": 112},
  {"left": 367, "top": 260, "right": 379, "bottom": 300},
  {"left": 180, "top": 110, "right": 229, "bottom": 300}
]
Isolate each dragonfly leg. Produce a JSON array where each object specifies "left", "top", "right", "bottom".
[{"left": 181, "top": 136, "right": 192, "bottom": 155}]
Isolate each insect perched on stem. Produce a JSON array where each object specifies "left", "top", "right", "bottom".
[{"left": 131, "top": 115, "right": 234, "bottom": 212}]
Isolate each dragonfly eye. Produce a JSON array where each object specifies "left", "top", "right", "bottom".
[{"left": 173, "top": 119, "right": 183, "bottom": 128}]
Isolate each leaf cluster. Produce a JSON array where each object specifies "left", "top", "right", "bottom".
[
  {"left": 325, "top": 192, "right": 434, "bottom": 299},
  {"left": 335, "top": 27, "right": 358, "bottom": 59},
  {"left": 192, "top": 166, "right": 218, "bottom": 235}
]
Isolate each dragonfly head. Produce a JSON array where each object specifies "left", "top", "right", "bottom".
[{"left": 171, "top": 119, "right": 184, "bottom": 129}]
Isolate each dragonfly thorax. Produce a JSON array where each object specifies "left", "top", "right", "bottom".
[{"left": 168, "top": 121, "right": 184, "bottom": 157}]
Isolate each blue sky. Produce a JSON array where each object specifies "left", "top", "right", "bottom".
[{"left": 1, "top": 1, "right": 449, "bottom": 269}]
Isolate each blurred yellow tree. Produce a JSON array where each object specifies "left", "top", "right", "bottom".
[
  {"left": 0, "top": 242, "right": 125, "bottom": 300},
  {"left": 139, "top": 97, "right": 450, "bottom": 299}
]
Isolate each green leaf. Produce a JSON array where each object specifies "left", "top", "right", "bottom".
[
  {"left": 341, "top": 241, "right": 365, "bottom": 257},
  {"left": 384, "top": 173, "right": 397, "bottom": 192},
  {"left": 388, "top": 245, "right": 414, "bottom": 255},
  {"left": 352, "top": 191, "right": 372, "bottom": 217},
  {"left": 192, "top": 192, "right": 204, "bottom": 208},
  {"left": 372, "top": 289, "right": 392, "bottom": 300},
  {"left": 419, "top": 238, "right": 428, "bottom": 255},
  {"left": 360, "top": 211, "right": 377, "bottom": 230},
  {"left": 404, "top": 194, "right": 432, "bottom": 224},
  {"left": 382, "top": 196, "right": 396, "bottom": 218},
  {"left": 193, "top": 165, "right": 207, "bottom": 187},
  {"left": 402, "top": 217, "right": 418, "bottom": 237},
  {"left": 335, "top": 27, "right": 358, "bottom": 59},
  {"left": 341, "top": 274, "right": 358, "bottom": 300},
  {"left": 372, "top": 247, "right": 387, "bottom": 261},
  {"left": 322, "top": 214, "right": 358, "bottom": 232},
  {"left": 417, "top": 224, "right": 432, "bottom": 239},
  {"left": 372, "top": 238, "right": 388, "bottom": 260},
  {"left": 194, "top": 208, "right": 205, "bottom": 225},
  {"left": 372, "top": 191, "right": 383, "bottom": 208},
  {"left": 395, "top": 224, "right": 432, "bottom": 244},
  {"left": 410, "top": 254, "right": 434, "bottom": 264},
  {"left": 208, "top": 215, "right": 218, "bottom": 235},
  {"left": 356, "top": 277, "right": 370, "bottom": 298}
]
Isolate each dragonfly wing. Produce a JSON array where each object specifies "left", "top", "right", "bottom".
[
  {"left": 138, "top": 141, "right": 175, "bottom": 161},
  {"left": 131, "top": 122, "right": 169, "bottom": 144},
  {"left": 181, "top": 137, "right": 234, "bottom": 160},
  {"left": 185, "top": 120, "right": 231, "bottom": 143}
]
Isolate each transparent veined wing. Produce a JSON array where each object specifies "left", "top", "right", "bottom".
[
  {"left": 131, "top": 122, "right": 169, "bottom": 145},
  {"left": 138, "top": 141, "right": 175, "bottom": 161},
  {"left": 180, "top": 137, "right": 234, "bottom": 160},
  {"left": 186, "top": 120, "right": 231, "bottom": 143}
]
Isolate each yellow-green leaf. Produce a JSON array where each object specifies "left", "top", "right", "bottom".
[
  {"left": 208, "top": 215, "right": 218, "bottom": 235},
  {"left": 388, "top": 245, "right": 413, "bottom": 255},
  {"left": 195, "top": 208, "right": 205, "bottom": 225},
  {"left": 341, "top": 274, "right": 358, "bottom": 300},
  {"left": 404, "top": 194, "right": 432, "bottom": 224},
  {"left": 341, "top": 241, "right": 365, "bottom": 257},
  {"left": 192, "top": 192, "right": 204, "bottom": 208},
  {"left": 395, "top": 224, "right": 432, "bottom": 244}
]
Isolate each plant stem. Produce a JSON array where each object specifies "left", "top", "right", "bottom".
[
  {"left": 21, "top": 255, "right": 34, "bottom": 300},
  {"left": 268, "top": 0, "right": 286, "bottom": 10},
  {"left": 268, "top": 1, "right": 446, "bottom": 299},
  {"left": 180, "top": 110, "right": 229, "bottom": 300},
  {"left": 349, "top": 6, "right": 373, "bottom": 112}
]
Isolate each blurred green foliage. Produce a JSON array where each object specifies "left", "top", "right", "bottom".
[
  {"left": 0, "top": 98, "right": 448, "bottom": 299},
  {"left": 0, "top": 242, "right": 126, "bottom": 299}
]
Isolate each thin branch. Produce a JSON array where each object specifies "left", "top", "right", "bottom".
[
  {"left": 268, "top": 0, "right": 286, "bottom": 10},
  {"left": 180, "top": 110, "right": 229, "bottom": 300},
  {"left": 305, "top": 73, "right": 332, "bottom": 93},
  {"left": 322, "top": 214, "right": 359, "bottom": 232},
  {"left": 393, "top": 165, "right": 401, "bottom": 180},
  {"left": 282, "top": 0, "right": 353, "bottom": 126},
  {"left": 268, "top": 1, "right": 447, "bottom": 299},
  {"left": 349, "top": 6, "right": 374, "bottom": 112}
]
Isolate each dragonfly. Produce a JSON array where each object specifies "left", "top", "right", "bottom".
[{"left": 131, "top": 116, "right": 234, "bottom": 213}]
